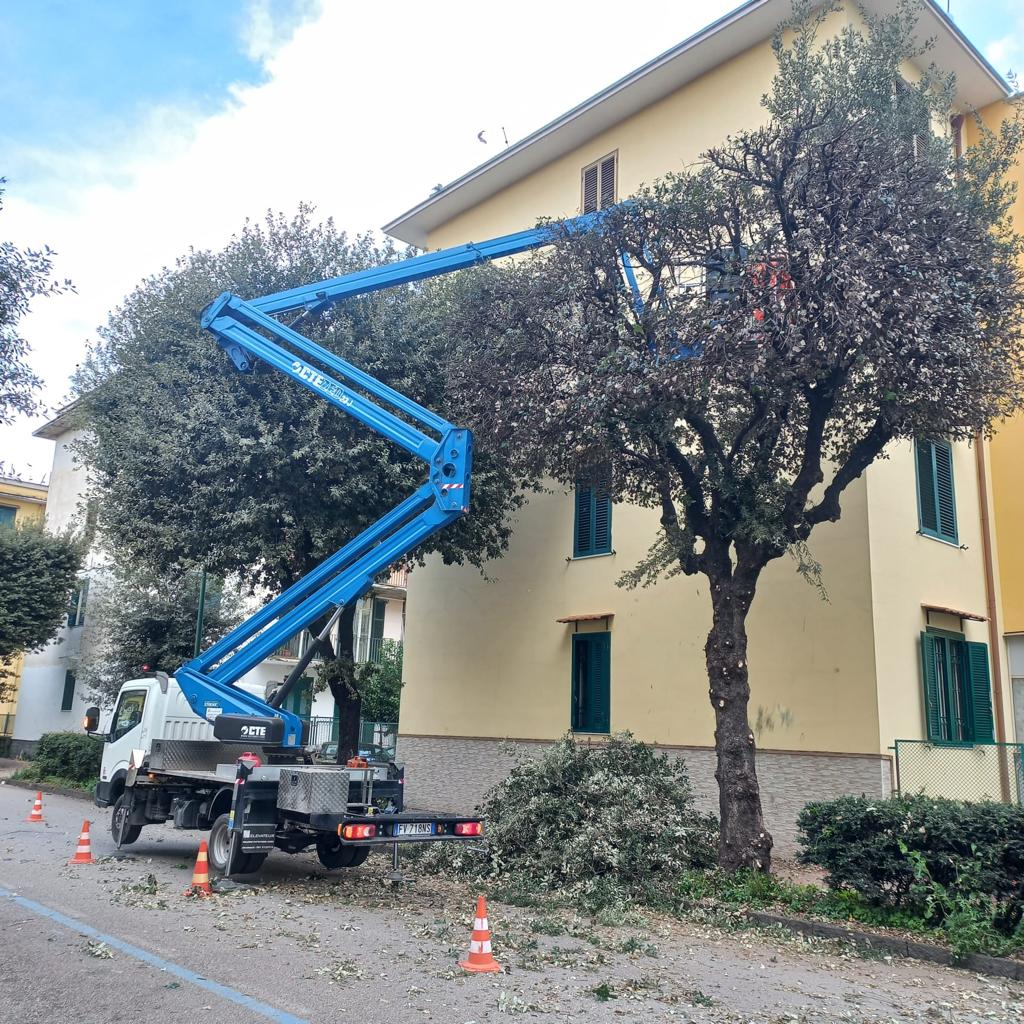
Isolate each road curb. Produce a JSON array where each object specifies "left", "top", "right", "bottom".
[
  {"left": 745, "top": 910, "right": 1024, "bottom": 981},
  {"left": 2, "top": 777, "right": 93, "bottom": 802}
]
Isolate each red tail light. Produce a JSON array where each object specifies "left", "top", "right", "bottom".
[
  {"left": 340, "top": 823, "right": 377, "bottom": 840},
  {"left": 454, "top": 821, "right": 483, "bottom": 837}
]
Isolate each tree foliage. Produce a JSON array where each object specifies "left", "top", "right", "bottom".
[
  {"left": 0, "top": 178, "right": 73, "bottom": 430},
  {"left": 0, "top": 524, "right": 82, "bottom": 697},
  {"left": 431, "top": 2, "right": 1024, "bottom": 869},
  {"left": 75, "top": 564, "right": 245, "bottom": 704},
  {"left": 74, "top": 208, "right": 525, "bottom": 595}
]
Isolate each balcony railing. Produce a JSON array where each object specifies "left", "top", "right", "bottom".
[
  {"left": 270, "top": 630, "right": 401, "bottom": 666},
  {"left": 304, "top": 717, "right": 398, "bottom": 759}
]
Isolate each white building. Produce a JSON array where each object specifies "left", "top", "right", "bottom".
[{"left": 11, "top": 404, "right": 405, "bottom": 755}]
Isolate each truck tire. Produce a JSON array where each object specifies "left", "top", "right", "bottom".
[
  {"left": 315, "top": 836, "right": 370, "bottom": 870},
  {"left": 111, "top": 792, "right": 142, "bottom": 847},
  {"left": 208, "top": 814, "right": 268, "bottom": 875}
]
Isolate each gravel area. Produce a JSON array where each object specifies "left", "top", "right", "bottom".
[{"left": 2, "top": 783, "right": 1022, "bottom": 1023}]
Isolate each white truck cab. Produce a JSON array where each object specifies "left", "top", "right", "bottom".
[{"left": 92, "top": 674, "right": 254, "bottom": 807}]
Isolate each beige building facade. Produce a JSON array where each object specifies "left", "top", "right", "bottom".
[{"left": 384, "top": 1, "right": 1020, "bottom": 848}]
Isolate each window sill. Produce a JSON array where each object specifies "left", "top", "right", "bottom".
[
  {"left": 570, "top": 551, "right": 615, "bottom": 562},
  {"left": 917, "top": 531, "right": 960, "bottom": 548}
]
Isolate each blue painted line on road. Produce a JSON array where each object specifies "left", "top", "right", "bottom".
[{"left": 0, "top": 884, "right": 310, "bottom": 1024}]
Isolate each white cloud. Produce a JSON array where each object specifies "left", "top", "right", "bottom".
[{"left": 1, "top": 0, "right": 733, "bottom": 478}]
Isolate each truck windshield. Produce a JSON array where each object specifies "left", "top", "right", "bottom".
[{"left": 110, "top": 690, "right": 147, "bottom": 741}]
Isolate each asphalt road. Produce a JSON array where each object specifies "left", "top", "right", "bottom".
[{"left": 1, "top": 782, "right": 1022, "bottom": 1024}]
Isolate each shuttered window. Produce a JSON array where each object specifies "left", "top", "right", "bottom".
[
  {"left": 920, "top": 631, "right": 994, "bottom": 743},
  {"left": 915, "top": 439, "right": 957, "bottom": 544},
  {"left": 0, "top": 506, "right": 15, "bottom": 528},
  {"left": 573, "top": 485, "right": 612, "bottom": 557},
  {"left": 67, "top": 578, "right": 89, "bottom": 628},
  {"left": 582, "top": 152, "right": 617, "bottom": 214},
  {"left": 571, "top": 631, "right": 611, "bottom": 734},
  {"left": 61, "top": 670, "right": 76, "bottom": 712}
]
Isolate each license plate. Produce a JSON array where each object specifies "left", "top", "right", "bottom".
[{"left": 395, "top": 822, "right": 434, "bottom": 837}]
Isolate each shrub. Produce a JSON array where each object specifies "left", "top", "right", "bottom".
[
  {"left": 28, "top": 731, "right": 103, "bottom": 784},
  {"left": 798, "top": 795, "right": 1024, "bottom": 936},
  {"left": 411, "top": 733, "right": 718, "bottom": 911}
]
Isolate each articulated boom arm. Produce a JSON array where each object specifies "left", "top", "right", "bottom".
[{"left": 175, "top": 212, "right": 605, "bottom": 749}]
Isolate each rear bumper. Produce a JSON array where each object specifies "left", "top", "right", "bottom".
[{"left": 316, "top": 811, "right": 483, "bottom": 845}]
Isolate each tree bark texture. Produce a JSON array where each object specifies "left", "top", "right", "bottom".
[
  {"left": 705, "top": 575, "right": 773, "bottom": 871},
  {"left": 329, "top": 603, "right": 362, "bottom": 763}
]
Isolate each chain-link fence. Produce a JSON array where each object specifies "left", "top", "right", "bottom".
[{"left": 893, "top": 739, "right": 1024, "bottom": 804}]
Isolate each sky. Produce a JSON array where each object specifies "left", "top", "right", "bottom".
[{"left": 2, "top": 0, "right": 1022, "bottom": 479}]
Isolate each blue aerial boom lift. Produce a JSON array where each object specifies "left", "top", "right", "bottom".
[
  {"left": 86, "top": 210, "right": 641, "bottom": 873},
  {"left": 174, "top": 212, "right": 610, "bottom": 751}
]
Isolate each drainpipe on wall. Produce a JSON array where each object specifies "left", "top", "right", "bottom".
[{"left": 954, "top": 113, "right": 1013, "bottom": 800}]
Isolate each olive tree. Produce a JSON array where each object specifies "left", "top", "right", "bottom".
[{"left": 433, "top": 2, "right": 1024, "bottom": 869}]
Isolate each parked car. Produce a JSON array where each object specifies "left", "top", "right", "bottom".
[{"left": 313, "top": 741, "right": 338, "bottom": 763}]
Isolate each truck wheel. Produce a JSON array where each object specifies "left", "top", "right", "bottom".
[
  {"left": 208, "top": 814, "right": 268, "bottom": 875},
  {"left": 315, "top": 836, "right": 370, "bottom": 870},
  {"left": 110, "top": 793, "right": 141, "bottom": 847}
]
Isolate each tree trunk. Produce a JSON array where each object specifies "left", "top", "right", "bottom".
[
  {"left": 329, "top": 604, "right": 362, "bottom": 763},
  {"left": 705, "top": 575, "right": 773, "bottom": 871}
]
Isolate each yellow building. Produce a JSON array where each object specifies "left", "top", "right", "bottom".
[
  {"left": 0, "top": 476, "right": 48, "bottom": 737},
  {"left": 383, "top": 0, "right": 1021, "bottom": 849},
  {"left": 981, "top": 96, "right": 1024, "bottom": 749}
]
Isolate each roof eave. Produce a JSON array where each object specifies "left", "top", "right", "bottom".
[{"left": 383, "top": 0, "right": 1011, "bottom": 248}]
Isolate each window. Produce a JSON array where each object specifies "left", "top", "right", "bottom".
[
  {"left": 571, "top": 631, "right": 611, "bottom": 734},
  {"left": 60, "top": 671, "right": 77, "bottom": 712},
  {"left": 581, "top": 152, "right": 617, "bottom": 214},
  {"left": 67, "top": 578, "right": 89, "bottom": 628},
  {"left": 0, "top": 505, "right": 15, "bottom": 529},
  {"left": 920, "top": 631, "right": 994, "bottom": 743},
  {"left": 915, "top": 439, "right": 957, "bottom": 544},
  {"left": 110, "top": 689, "right": 147, "bottom": 741},
  {"left": 573, "top": 485, "right": 612, "bottom": 557}
]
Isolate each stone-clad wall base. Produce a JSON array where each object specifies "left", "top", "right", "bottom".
[{"left": 396, "top": 735, "right": 891, "bottom": 855}]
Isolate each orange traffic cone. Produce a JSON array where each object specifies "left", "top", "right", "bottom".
[
  {"left": 459, "top": 895, "right": 501, "bottom": 973},
  {"left": 26, "top": 791, "right": 44, "bottom": 823},
  {"left": 69, "top": 820, "right": 94, "bottom": 864},
  {"left": 184, "top": 840, "right": 213, "bottom": 896}
]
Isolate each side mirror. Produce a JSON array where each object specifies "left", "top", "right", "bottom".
[{"left": 83, "top": 706, "right": 101, "bottom": 733}]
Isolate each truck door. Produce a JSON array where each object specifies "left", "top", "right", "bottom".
[{"left": 105, "top": 688, "right": 149, "bottom": 772}]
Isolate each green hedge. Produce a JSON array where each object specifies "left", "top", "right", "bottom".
[
  {"left": 29, "top": 731, "right": 102, "bottom": 784},
  {"left": 798, "top": 795, "right": 1024, "bottom": 935}
]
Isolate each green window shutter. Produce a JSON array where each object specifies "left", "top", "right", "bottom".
[
  {"left": 915, "top": 439, "right": 957, "bottom": 543},
  {"left": 920, "top": 632, "right": 943, "bottom": 742},
  {"left": 574, "top": 486, "right": 612, "bottom": 557},
  {"left": 61, "top": 671, "right": 76, "bottom": 712},
  {"left": 933, "top": 442, "right": 957, "bottom": 542},
  {"left": 593, "top": 491, "right": 612, "bottom": 554},
  {"left": 0, "top": 506, "right": 15, "bottom": 529},
  {"left": 965, "top": 641, "right": 995, "bottom": 743},
  {"left": 574, "top": 486, "right": 594, "bottom": 556},
  {"left": 571, "top": 632, "right": 611, "bottom": 734},
  {"left": 916, "top": 440, "right": 939, "bottom": 535}
]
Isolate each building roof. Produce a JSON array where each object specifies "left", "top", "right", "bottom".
[
  {"left": 33, "top": 399, "right": 82, "bottom": 440},
  {"left": 0, "top": 476, "right": 48, "bottom": 495},
  {"left": 384, "top": 0, "right": 1011, "bottom": 247}
]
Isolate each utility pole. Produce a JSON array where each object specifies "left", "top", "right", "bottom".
[{"left": 193, "top": 568, "right": 207, "bottom": 658}]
